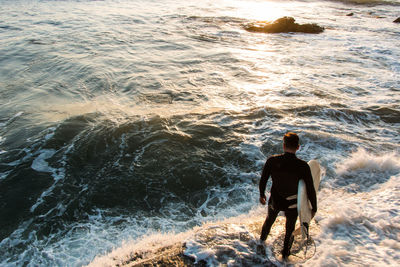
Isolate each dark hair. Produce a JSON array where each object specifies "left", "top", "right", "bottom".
[{"left": 283, "top": 132, "right": 299, "bottom": 149}]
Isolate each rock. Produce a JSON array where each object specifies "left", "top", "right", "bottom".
[
  {"left": 244, "top": 16, "right": 324, "bottom": 34},
  {"left": 394, "top": 17, "right": 400, "bottom": 23},
  {"left": 346, "top": 13, "right": 354, "bottom": 16}
]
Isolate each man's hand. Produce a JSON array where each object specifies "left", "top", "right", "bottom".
[{"left": 259, "top": 196, "right": 266, "bottom": 205}]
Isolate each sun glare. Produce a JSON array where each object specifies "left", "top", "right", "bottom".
[{"left": 227, "top": 0, "right": 288, "bottom": 21}]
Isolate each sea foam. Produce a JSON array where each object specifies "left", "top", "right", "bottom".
[
  {"left": 86, "top": 149, "right": 400, "bottom": 266},
  {"left": 336, "top": 148, "right": 400, "bottom": 175},
  {"left": 313, "top": 173, "right": 400, "bottom": 267}
]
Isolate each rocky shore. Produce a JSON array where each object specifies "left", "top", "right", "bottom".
[
  {"left": 87, "top": 211, "right": 321, "bottom": 267},
  {"left": 120, "top": 243, "right": 194, "bottom": 267}
]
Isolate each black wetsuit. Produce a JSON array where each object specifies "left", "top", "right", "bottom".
[{"left": 259, "top": 152, "right": 317, "bottom": 256}]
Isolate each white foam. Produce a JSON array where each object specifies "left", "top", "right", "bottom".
[
  {"left": 14, "top": 165, "right": 396, "bottom": 267},
  {"left": 1, "top": 133, "right": 7, "bottom": 157},
  {"left": 0, "top": 112, "right": 23, "bottom": 127},
  {"left": 336, "top": 148, "right": 400, "bottom": 174},
  {"left": 87, "top": 230, "right": 192, "bottom": 267},
  {"left": 0, "top": 170, "right": 11, "bottom": 181},
  {"left": 30, "top": 149, "right": 66, "bottom": 212},
  {"left": 177, "top": 172, "right": 400, "bottom": 266},
  {"left": 31, "top": 149, "right": 57, "bottom": 173},
  {"left": 311, "top": 174, "right": 400, "bottom": 267},
  {"left": 184, "top": 240, "right": 214, "bottom": 264},
  {"left": 44, "top": 127, "right": 56, "bottom": 141},
  {"left": 31, "top": 148, "right": 65, "bottom": 180},
  {"left": 183, "top": 221, "right": 262, "bottom": 266},
  {"left": 85, "top": 164, "right": 400, "bottom": 267}
]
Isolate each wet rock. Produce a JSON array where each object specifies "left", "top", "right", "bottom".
[
  {"left": 394, "top": 17, "right": 400, "bottom": 23},
  {"left": 368, "top": 11, "right": 385, "bottom": 19},
  {"left": 244, "top": 17, "right": 324, "bottom": 34}
]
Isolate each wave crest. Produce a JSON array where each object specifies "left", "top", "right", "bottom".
[{"left": 336, "top": 148, "right": 400, "bottom": 174}]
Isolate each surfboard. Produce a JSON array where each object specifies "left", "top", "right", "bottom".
[{"left": 297, "top": 160, "right": 321, "bottom": 239}]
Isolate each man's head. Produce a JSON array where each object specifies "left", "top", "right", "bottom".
[{"left": 283, "top": 132, "right": 300, "bottom": 152}]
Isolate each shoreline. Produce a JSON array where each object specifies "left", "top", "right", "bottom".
[{"left": 88, "top": 209, "right": 322, "bottom": 267}]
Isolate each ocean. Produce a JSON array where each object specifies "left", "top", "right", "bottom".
[{"left": 0, "top": 0, "right": 399, "bottom": 266}]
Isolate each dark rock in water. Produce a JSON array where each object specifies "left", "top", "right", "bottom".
[
  {"left": 394, "top": 17, "right": 400, "bottom": 23},
  {"left": 244, "top": 17, "right": 324, "bottom": 34},
  {"left": 346, "top": 13, "right": 354, "bottom": 16},
  {"left": 368, "top": 11, "right": 385, "bottom": 19}
]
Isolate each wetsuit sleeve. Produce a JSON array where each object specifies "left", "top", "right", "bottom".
[
  {"left": 303, "top": 164, "right": 317, "bottom": 212},
  {"left": 259, "top": 158, "right": 272, "bottom": 198}
]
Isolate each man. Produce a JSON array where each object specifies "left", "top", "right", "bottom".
[{"left": 259, "top": 132, "right": 317, "bottom": 259}]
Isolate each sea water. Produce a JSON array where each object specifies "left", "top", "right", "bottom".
[{"left": 0, "top": 0, "right": 399, "bottom": 266}]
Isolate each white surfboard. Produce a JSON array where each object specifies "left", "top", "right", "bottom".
[{"left": 297, "top": 160, "right": 321, "bottom": 239}]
